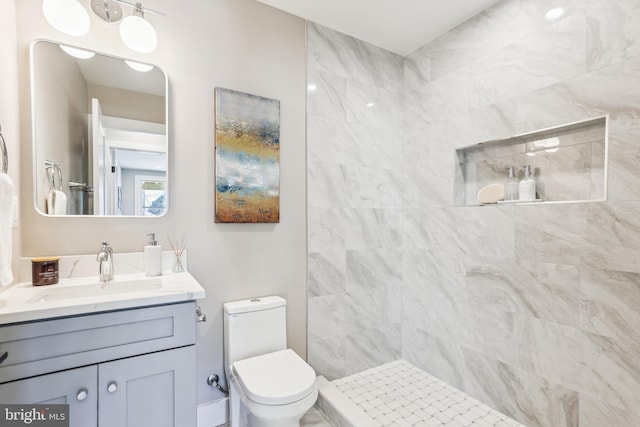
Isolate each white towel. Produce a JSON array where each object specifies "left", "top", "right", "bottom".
[
  {"left": 54, "top": 190, "right": 67, "bottom": 215},
  {"left": 0, "top": 173, "right": 15, "bottom": 286},
  {"left": 46, "top": 190, "right": 67, "bottom": 215}
]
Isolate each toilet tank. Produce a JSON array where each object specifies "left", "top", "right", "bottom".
[{"left": 223, "top": 296, "right": 287, "bottom": 370}]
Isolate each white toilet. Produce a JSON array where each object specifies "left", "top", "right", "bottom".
[{"left": 223, "top": 296, "right": 318, "bottom": 427}]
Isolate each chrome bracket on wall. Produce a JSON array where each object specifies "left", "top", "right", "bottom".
[
  {"left": 0, "top": 124, "right": 8, "bottom": 174},
  {"left": 196, "top": 305, "right": 206, "bottom": 322}
]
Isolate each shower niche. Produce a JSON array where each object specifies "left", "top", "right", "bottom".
[{"left": 454, "top": 116, "right": 608, "bottom": 206}]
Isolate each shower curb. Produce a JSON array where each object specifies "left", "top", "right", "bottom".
[{"left": 315, "top": 376, "right": 381, "bottom": 427}]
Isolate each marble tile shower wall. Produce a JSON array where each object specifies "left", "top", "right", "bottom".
[
  {"left": 307, "top": 21, "right": 405, "bottom": 380},
  {"left": 402, "top": 0, "right": 640, "bottom": 427},
  {"left": 307, "top": 0, "right": 640, "bottom": 427}
]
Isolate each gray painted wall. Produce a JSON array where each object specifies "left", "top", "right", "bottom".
[{"left": 13, "top": 0, "right": 307, "bottom": 409}]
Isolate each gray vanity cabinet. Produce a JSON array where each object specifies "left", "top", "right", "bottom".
[
  {"left": 98, "top": 346, "right": 195, "bottom": 427},
  {"left": 0, "top": 302, "right": 197, "bottom": 427},
  {"left": 0, "top": 365, "right": 98, "bottom": 427}
]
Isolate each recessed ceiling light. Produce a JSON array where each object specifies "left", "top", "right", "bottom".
[
  {"left": 366, "top": 102, "right": 375, "bottom": 108},
  {"left": 307, "top": 83, "right": 317, "bottom": 91},
  {"left": 545, "top": 7, "right": 565, "bottom": 21}
]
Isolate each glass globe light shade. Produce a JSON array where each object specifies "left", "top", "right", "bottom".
[
  {"left": 119, "top": 14, "right": 158, "bottom": 54},
  {"left": 60, "top": 45, "right": 95, "bottom": 59},
  {"left": 42, "top": 0, "right": 90, "bottom": 37},
  {"left": 125, "top": 60, "right": 154, "bottom": 72}
]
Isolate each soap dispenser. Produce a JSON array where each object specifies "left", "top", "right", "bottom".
[
  {"left": 519, "top": 165, "right": 536, "bottom": 201},
  {"left": 504, "top": 167, "right": 519, "bottom": 201},
  {"left": 144, "top": 233, "right": 162, "bottom": 276}
]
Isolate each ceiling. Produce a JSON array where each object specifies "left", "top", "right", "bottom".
[
  {"left": 255, "top": 0, "right": 502, "bottom": 56},
  {"left": 76, "top": 52, "right": 166, "bottom": 97}
]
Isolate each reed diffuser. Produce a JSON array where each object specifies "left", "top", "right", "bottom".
[{"left": 167, "top": 237, "right": 186, "bottom": 273}]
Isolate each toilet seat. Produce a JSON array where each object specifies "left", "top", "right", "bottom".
[{"left": 232, "top": 349, "right": 316, "bottom": 406}]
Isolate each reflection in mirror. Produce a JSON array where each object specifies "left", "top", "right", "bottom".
[{"left": 30, "top": 40, "right": 168, "bottom": 217}]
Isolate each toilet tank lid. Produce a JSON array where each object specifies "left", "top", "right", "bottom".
[{"left": 224, "top": 296, "right": 286, "bottom": 314}]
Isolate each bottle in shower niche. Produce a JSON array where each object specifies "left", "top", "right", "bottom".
[
  {"left": 518, "top": 165, "right": 536, "bottom": 201},
  {"left": 504, "top": 167, "right": 519, "bottom": 201}
]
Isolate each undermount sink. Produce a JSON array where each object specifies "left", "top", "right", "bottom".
[
  {"left": 1, "top": 252, "right": 205, "bottom": 324},
  {"left": 28, "top": 277, "right": 163, "bottom": 303}
]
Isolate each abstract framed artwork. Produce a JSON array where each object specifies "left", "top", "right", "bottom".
[{"left": 214, "top": 87, "right": 280, "bottom": 223}]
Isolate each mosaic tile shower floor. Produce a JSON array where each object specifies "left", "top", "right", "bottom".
[{"left": 325, "top": 360, "right": 526, "bottom": 427}]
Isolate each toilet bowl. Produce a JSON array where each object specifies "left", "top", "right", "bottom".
[
  {"left": 223, "top": 296, "right": 318, "bottom": 427},
  {"left": 230, "top": 349, "right": 318, "bottom": 427}
]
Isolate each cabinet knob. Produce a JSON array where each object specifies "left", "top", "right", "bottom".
[
  {"left": 107, "top": 382, "right": 118, "bottom": 393},
  {"left": 76, "top": 388, "right": 88, "bottom": 401}
]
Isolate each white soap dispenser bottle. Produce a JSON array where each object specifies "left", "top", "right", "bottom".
[
  {"left": 144, "top": 233, "right": 162, "bottom": 276},
  {"left": 518, "top": 165, "right": 536, "bottom": 201},
  {"left": 504, "top": 167, "right": 519, "bottom": 201}
]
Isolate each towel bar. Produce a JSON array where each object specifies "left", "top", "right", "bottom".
[{"left": 44, "top": 160, "right": 63, "bottom": 191}]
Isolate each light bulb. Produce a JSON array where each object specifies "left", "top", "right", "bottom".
[
  {"left": 60, "top": 45, "right": 95, "bottom": 59},
  {"left": 125, "top": 60, "right": 154, "bottom": 72},
  {"left": 42, "top": 0, "right": 90, "bottom": 36},
  {"left": 120, "top": 14, "right": 158, "bottom": 53}
]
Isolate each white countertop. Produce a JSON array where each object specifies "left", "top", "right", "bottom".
[
  {"left": 1, "top": 249, "right": 206, "bottom": 324},
  {"left": 0, "top": 271, "right": 205, "bottom": 324}
]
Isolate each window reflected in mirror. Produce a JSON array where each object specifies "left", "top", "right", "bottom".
[{"left": 136, "top": 176, "right": 167, "bottom": 216}]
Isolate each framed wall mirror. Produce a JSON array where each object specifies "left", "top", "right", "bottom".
[{"left": 30, "top": 40, "right": 168, "bottom": 217}]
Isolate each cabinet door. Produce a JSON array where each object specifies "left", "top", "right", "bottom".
[
  {"left": 98, "top": 346, "right": 196, "bottom": 427},
  {"left": 0, "top": 365, "right": 98, "bottom": 427}
]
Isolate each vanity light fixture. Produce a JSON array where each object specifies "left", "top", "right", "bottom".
[
  {"left": 59, "top": 45, "right": 95, "bottom": 59},
  {"left": 119, "top": 2, "right": 157, "bottom": 53},
  {"left": 90, "top": 0, "right": 166, "bottom": 54},
  {"left": 90, "top": 0, "right": 123, "bottom": 23},
  {"left": 125, "top": 60, "right": 154, "bottom": 72},
  {"left": 42, "top": 0, "right": 90, "bottom": 36}
]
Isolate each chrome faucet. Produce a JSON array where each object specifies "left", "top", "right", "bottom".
[{"left": 97, "top": 241, "right": 114, "bottom": 282}]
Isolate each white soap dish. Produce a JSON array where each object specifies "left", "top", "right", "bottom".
[{"left": 477, "top": 183, "right": 505, "bottom": 204}]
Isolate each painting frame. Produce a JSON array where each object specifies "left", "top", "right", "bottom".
[{"left": 214, "top": 87, "right": 281, "bottom": 223}]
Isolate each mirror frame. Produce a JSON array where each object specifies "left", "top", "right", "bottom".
[{"left": 29, "top": 39, "right": 170, "bottom": 218}]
